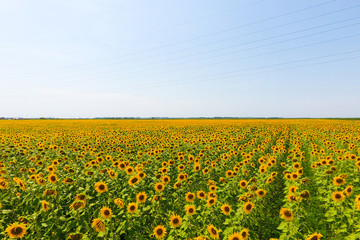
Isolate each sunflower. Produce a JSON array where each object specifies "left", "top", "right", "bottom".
[
  {"left": 152, "top": 195, "right": 162, "bottom": 202},
  {"left": 14, "top": 178, "right": 26, "bottom": 191},
  {"left": 100, "top": 206, "right": 112, "bottom": 219},
  {"left": 125, "top": 166, "right": 134, "bottom": 175},
  {"left": 63, "top": 178, "right": 74, "bottom": 184},
  {"left": 153, "top": 225, "right": 167, "bottom": 239},
  {"left": 255, "top": 189, "right": 266, "bottom": 198},
  {"left": 154, "top": 182, "right": 165, "bottom": 192},
  {"left": 185, "top": 205, "right": 196, "bottom": 216},
  {"left": 239, "top": 180, "right": 248, "bottom": 189},
  {"left": 6, "top": 222, "right": 27, "bottom": 239},
  {"left": 127, "top": 202, "right": 138, "bottom": 214},
  {"left": 333, "top": 176, "right": 345, "bottom": 186},
  {"left": 75, "top": 193, "right": 87, "bottom": 202},
  {"left": 344, "top": 185, "right": 353, "bottom": 196},
  {"left": 202, "top": 167, "right": 209, "bottom": 174},
  {"left": 161, "top": 175, "right": 170, "bottom": 184},
  {"left": 332, "top": 191, "right": 345, "bottom": 202},
  {"left": 68, "top": 233, "right": 83, "bottom": 240},
  {"left": 197, "top": 190, "right": 206, "bottom": 199},
  {"left": 94, "top": 182, "right": 108, "bottom": 193},
  {"left": 108, "top": 170, "right": 116, "bottom": 179},
  {"left": 207, "top": 224, "right": 219, "bottom": 239},
  {"left": 355, "top": 194, "right": 360, "bottom": 204},
  {"left": 169, "top": 213, "right": 182, "bottom": 228},
  {"left": 220, "top": 203, "right": 231, "bottom": 215},
  {"left": 136, "top": 192, "right": 147, "bottom": 204},
  {"left": 207, "top": 197, "right": 216, "bottom": 207},
  {"left": 70, "top": 201, "right": 85, "bottom": 211},
  {"left": 0, "top": 179, "right": 8, "bottom": 189},
  {"left": 209, "top": 185, "right": 217, "bottom": 192},
  {"left": 266, "top": 177, "right": 275, "bottom": 184},
  {"left": 300, "top": 190, "right": 311, "bottom": 200},
  {"left": 138, "top": 171, "right": 146, "bottom": 179},
  {"left": 177, "top": 173, "right": 186, "bottom": 182},
  {"left": 37, "top": 178, "right": 46, "bottom": 186},
  {"left": 243, "top": 202, "right": 254, "bottom": 214},
  {"left": 306, "top": 233, "right": 323, "bottom": 240},
  {"left": 240, "top": 229, "right": 249, "bottom": 240},
  {"left": 114, "top": 198, "right": 124, "bottom": 208},
  {"left": 225, "top": 170, "right": 233, "bottom": 178},
  {"left": 185, "top": 192, "right": 195, "bottom": 202},
  {"left": 129, "top": 176, "right": 140, "bottom": 186},
  {"left": 280, "top": 208, "right": 293, "bottom": 221},
  {"left": 91, "top": 218, "right": 105, "bottom": 232},
  {"left": 42, "top": 200, "right": 50, "bottom": 212},
  {"left": 227, "top": 232, "right": 242, "bottom": 240}
]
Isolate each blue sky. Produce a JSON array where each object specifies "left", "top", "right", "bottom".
[{"left": 1, "top": 0, "right": 360, "bottom": 118}]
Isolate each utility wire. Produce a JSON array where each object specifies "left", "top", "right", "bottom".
[{"left": 0, "top": 0, "right": 337, "bottom": 78}]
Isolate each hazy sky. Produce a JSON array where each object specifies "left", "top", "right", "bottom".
[{"left": 1, "top": 0, "right": 360, "bottom": 118}]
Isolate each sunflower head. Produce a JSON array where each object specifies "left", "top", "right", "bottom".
[
  {"left": 221, "top": 203, "right": 231, "bottom": 215},
  {"left": 207, "top": 197, "right": 217, "bottom": 207},
  {"left": 333, "top": 176, "right": 345, "bottom": 186},
  {"left": 136, "top": 192, "right": 147, "bottom": 204},
  {"left": 332, "top": 191, "right": 345, "bottom": 202},
  {"left": 154, "top": 182, "right": 165, "bottom": 192},
  {"left": 206, "top": 224, "right": 219, "bottom": 239},
  {"left": 68, "top": 233, "right": 83, "bottom": 240},
  {"left": 153, "top": 225, "right": 167, "bottom": 239},
  {"left": 280, "top": 208, "right": 294, "bottom": 221},
  {"left": 114, "top": 198, "right": 124, "bottom": 208},
  {"left": 243, "top": 202, "right": 254, "bottom": 214},
  {"left": 42, "top": 200, "right": 50, "bottom": 212},
  {"left": 185, "top": 205, "right": 196, "bottom": 216},
  {"left": 256, "top": 189, "right": 266, "bottom": 198},
  {"left": 91, "top": 218, "right": 105, "bottom": 232},
  {"left": 306, "top": 232, "right": 323, "bottom": 240},
  {"left": 185, "top": 192, "right": 195, "bottom": 202},
  {"left": 127, "top": 202, "right": 138, "bottom": 214},
  {"left": 100, "top": 206, "right": 112, "bottom": 219},
  {"left": 94, "top": 182, "right": 108, "bottom": 193},
  {"left": 169, "top": 213, "right": 182, "bottom": 228},
  {"left": 6, "top": 222, "right": 27, "bottom": 239}
]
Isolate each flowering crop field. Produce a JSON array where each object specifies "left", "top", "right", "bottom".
[{"left": 0, "top": 119, "right": 360, "bottom": 240}]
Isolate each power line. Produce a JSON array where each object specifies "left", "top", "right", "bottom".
[
  {"left": 11, "top": 25, "right": 360, "bottom": 88},
  {"left": 13, "top": 15, "right": 359, "bottom": 82},
  {"left": 1, "top": 0, "right": 337, "bottom": 78}
]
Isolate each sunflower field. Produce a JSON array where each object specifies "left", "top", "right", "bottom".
[{"left": 0, "top": 119, "right": 360, "bottom": 240}]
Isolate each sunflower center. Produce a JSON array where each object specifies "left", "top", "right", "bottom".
[
  {"left": 246, "top": 204, "right": 252, "bottom": 210},
  {"left": 284, "top": 210, "right": 292, "bottom": 217},
  {"left": 11, "top": 226, "right": 23, "bottom": 235},
  {"left": 104, "top": 210, "right": 110, "bottom": 215},
  {"left": 131, "top": 178, "right": 138, "bottom": 183},
  {"left": 172, "top": 218, "right": 179, "bottom": 224},
  {"left": 99, "top": 185, "right": 105, "bottom": 190},
  {"left": 211, "top": 228, "right": 217, "bottom": 235},
  {"left": 188, "top": 208, "right": 194, "bottom": 213},
  {"left": 156, "top": 229, "right": 163, "bottom": 235},
  {"left": 139, "top": 195, "right": 144, "bottom": 200},
  {"left": 130, "top": 206, "right": 135, "bottom": 210},
  {"left": 225, "top": 207, "right": 230, "bottom": 212},
  {"left": 335, "top": 194, "right": 341, "bottom": 199}
]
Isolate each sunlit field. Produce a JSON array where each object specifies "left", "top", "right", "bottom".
[{"left": 0, "top": 119, "right": 359, "bottom": 240}]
